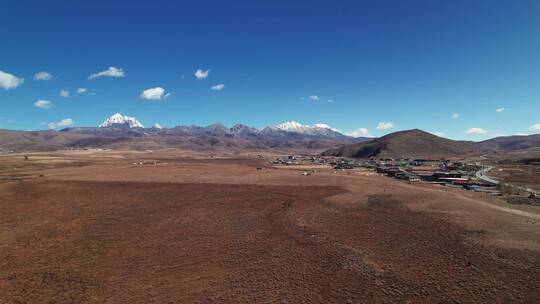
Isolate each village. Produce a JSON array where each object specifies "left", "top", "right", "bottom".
[{"left": 271, "top": 154, "right": 502, "bottom": 194}]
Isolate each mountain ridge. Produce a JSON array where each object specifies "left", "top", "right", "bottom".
[
  {"left": 94, "top": 114, "right": 357, "bottom": 140},
  {"left": 0, "top": 114, "right": 365, "bottom": 153},
  {"left": 2, "top": 114, "right": 539, "bottom": 155},
  {"left": 478, "top": 134, "right": 540, "bottom": 151}
]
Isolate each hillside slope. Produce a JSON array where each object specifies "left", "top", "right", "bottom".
[
  {"left": 477, "top": 134, "right": 540, "bottom": 151},
  {"left": 322, "top": 129, "right": 478, "bottom": 159}
]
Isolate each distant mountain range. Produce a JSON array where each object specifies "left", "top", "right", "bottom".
[
  {"left": 0, "top": 114, "right": 364, "bottom": 152},
  {"left": 1, "top": 113, "right": 539, "bottom": 156},
  {"left": 94, "top": 114, "right": 354, "bottom": 140},
  {"left": 322, "top": 129, "right": 540, "bottom": 159}
]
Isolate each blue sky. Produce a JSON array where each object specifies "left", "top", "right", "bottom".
[{"left": 1, "top": 0, "right": 539, "bottom": 140}]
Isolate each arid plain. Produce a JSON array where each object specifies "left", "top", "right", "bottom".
[{"left": 1, "top": 150, "right": 539, "bottom": 303}]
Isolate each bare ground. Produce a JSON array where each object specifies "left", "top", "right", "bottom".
[{"left": 1, "top": 151, "right": 539, "bottom": 303}]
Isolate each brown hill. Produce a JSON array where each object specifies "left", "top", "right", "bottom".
[
  {"left": 321, "top": 129, "right": 478, "bottom": 159},
  {"left": 477, "top": 134, "right": 540, "bottom": 151},
  {"left": 0, "top": 130, "right": 97, "bottom": 152}
]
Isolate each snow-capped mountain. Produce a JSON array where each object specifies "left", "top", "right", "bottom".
[
  {"left": 98, "top": 113, "right": 144, "bottom": 128},
  {"left": 274, "top": 121, "right": 307, "bottom": 132},
  {"left": 36, "top": 116, "right": 365, "bottom": 152},
  {"left": 92, "top": 115, "right": 359, "bottom": 140},
  {"left": 270, "top": 121, "right": 345, "bottom": 138}
]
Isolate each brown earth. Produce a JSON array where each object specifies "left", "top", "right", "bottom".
[
  {"left": 490, "top": 163, "right": 540, "bottom": 190},
  {"left": 1, "top": 150, "right": 539, "bottom": 303}
]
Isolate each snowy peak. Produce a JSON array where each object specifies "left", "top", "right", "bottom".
[
  {"left": 275, "top": 121, "right": 305, "bottom": 132},
  {"left": 272, "top": 121, "right": 343, "bottom": 137},
  {"left": 93, "top": 115, "right": 351, "bottom": 139},
  {"left": 98, "top": 113, "right": 144, "bottom": 128}
]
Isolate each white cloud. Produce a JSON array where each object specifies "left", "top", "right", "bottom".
[
  {"left": 377, "top": 121, "right": 394, "bottom": 130},
  {"left": 76, "top": 88, "right": 87, "bottom": 94},
  {"left": 88, "top": 67, "right": 125, "bottom": 80},
  {"left": 308, "top": 95, "right": 319, "bottom": 101},
  {"left": 60, "top": 89, "right": 70, "bottom": 97},
  {"left": 327, "top": 99, "right": 334, "bottom": 103},
  {"left": 140, "top": 87, "right": 166, "bottom": 100},
  {"left": 466, "top": 127, "right": 487, "bottom": 135},
  {"left": 451, "top": 112, "right": 460, "bottom": 119},
  {"left": 194, "top": 69, "right": 210, "bottom": 80},
  {"left": 0, "top": 70, "right": 24, "bottom": 90},
  {"left": 211, "top": 83, "right": 225, "bottom": 91},
  {"left": 34, "top": 71, "right": 53, "bottom": 81},
  {"left": 346, "top": 128, "right": 371, "bottom": 137},
  {"left": 34, "top": 99, "right": 52, "bottom": 109},
  {"left": 48, "top": 118, "right": 74, "bottom": 129},
  {"left": 495, "top": 107, "right": 505, "bottom": 112},
  {"left": 529, "top": 124, "right": 540, "bottom": 132}
]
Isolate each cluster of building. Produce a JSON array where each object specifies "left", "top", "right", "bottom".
[
  {"left": 270, "top": 155, "right": 499, "bottom": 193},
  {"left": 270, "top": 155, "right": 326, "bottom": 166},
  {"left": 363, "top": 159, "right": 499, "bottom": 192}
]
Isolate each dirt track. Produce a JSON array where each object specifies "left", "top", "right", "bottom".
[{"left": 1, "top": 151, "right": 539, "bottom": 303}]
